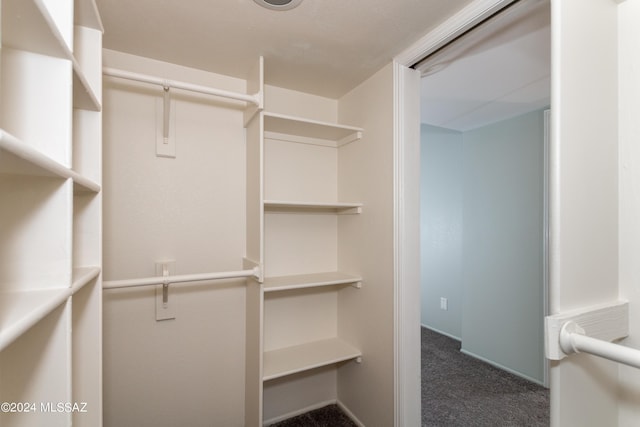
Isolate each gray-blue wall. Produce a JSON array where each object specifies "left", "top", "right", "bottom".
[
  {"left": 421, "top": 109, "right": 545, "bottom": 383},
  {"left": 420, "top": 124, "right": 463, "bottom": 339}
]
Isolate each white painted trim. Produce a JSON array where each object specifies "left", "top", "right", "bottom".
[
  {"left": 259, "top": 398, "right": 366, "bottom": 426},
  {"left": 393, "top": 61, "right": 421, "bottom": 427},
  {"left": 262, "top": 399, "right": 336, "bottom": 426},
  {"left": 543, "top": 108, "right": 551, "bottom": 388},
  {"left": 394, "top": 0, "right": 517, "bottom": 67},
  {"left": 336, "top": 400, "right": 366, "bottom": 427},
  {"left": 548, "top": 0, "right": 561, "bottom": 318},
  {"left": 459, "top": 348, "right": 547, "bottom": 387}
]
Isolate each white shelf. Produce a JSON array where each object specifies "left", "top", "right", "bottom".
[
  {"left": 3, "top": 0, "right": 101, "bottom": 112},
  {"left": 264, "top": 112, "right": 363, "bottom": 147},
  {"left": 264, "top": 200, "right": 363, "bottom": 214},
  {"left": 2, "top": 0, "right": 70, "bottom": 59},
  {"left": 73, "top": 63, "right": 102, "bottom": 111},
  {"left": 0, "top": 268, "right": 97, "bottom": 355},
  {"left": 263, "top": 338, "right": 361, "bottom": 381},
  {"left": 0, "top": 129, "right": 101, "bottom": 193},
  {"left": 72, "top": 25, "right": 103, "bottom": 112},
  {"left": 0, "top": 287, "right": 71, "bottom": 352},
  {"left": 263, "top": 272, "right": 362, "bottom": 293},
  {"left": 71, "top": 267, "right": 101, "bottom": 294}
]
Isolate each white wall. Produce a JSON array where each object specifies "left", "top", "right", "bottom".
[
  {"left": 102, "top": 50, "right": 249, "bottom": 427},
  {"left": 420, "top": 124, "right": 463, "bottom": 338},
  {"left": 420, "top": 109, "right": 545, "bottom": 383},
  {"left": 618, "top": 1, "right": 640, "bottom": 424}
]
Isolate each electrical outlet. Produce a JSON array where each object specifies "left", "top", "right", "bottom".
[{"left": 440, "top": 297, "right": 448, "bottom": 311}]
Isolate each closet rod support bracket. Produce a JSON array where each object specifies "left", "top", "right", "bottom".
[{"left": 156, "top": 260, "right": 177, "bottom": 321}]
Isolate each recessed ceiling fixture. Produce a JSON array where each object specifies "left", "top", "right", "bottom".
[{"left": 253, "top": 0, "right": 303, "bottom": 11}]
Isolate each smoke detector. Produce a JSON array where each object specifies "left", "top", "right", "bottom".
[{"left": 253, "top": 0, "right": 303, "bottom": 11}]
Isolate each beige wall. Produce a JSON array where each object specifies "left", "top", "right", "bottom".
[
  {"left": 102, "top": 50, "right": 248, "bottom": 427},
  {"left": 337, "top": 63, "right": 395, "bottom": 426}
]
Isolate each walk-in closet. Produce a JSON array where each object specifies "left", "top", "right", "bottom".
[{"left": 2, "top": 0, "right": 639, "bottom": 426}]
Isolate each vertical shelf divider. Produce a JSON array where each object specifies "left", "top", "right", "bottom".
[{"left": 244, "top": 56, "right": 265, "bottom": 427}]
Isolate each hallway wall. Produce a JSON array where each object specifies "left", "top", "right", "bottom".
[
  {"left": 460, "top": 109, "right": 545, "bottom": 383},
  {"left": 420, "top": 124, "right": 463, "bottom": 338},
  {"left": 421, "top": 109, "right": 545, "bottom": 383}
]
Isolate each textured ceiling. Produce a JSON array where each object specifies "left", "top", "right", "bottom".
[{"left": 95, "top": 0, "right": 473, "bottom": 98}]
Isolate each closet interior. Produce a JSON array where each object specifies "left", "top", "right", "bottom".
[
  {"left": 101, "top": 56, "right": 367, "bottom": 423},
  {"left": 0, "top": 0, "right": 103, "bottom": 426},
  {"left": 0, "top": 0, "right": 378, "bottom": 422}
]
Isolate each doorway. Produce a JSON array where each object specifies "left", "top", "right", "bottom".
[{"left": 417, "top": 0, "right": 551, "bottom": 421}]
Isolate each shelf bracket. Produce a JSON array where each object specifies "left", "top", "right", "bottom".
[
  {"left": 545, "top": 300, "right": 628, "bottom": 360},
  {"left": 162, "top": 283, "right": 169, "bottom": 305},
  {"left": 355, "top": 356, "right": 363, "bottom": 364},
  {"left": 163, "top": 85, "right": 171, "bottom": 142},
  {"left": 156, "top": 86, "right": 176, "bottom": 158},
  {"left": 351, "top": 281, "right": 362, "bottom": 289},
  {"left": 156, "top": 260, "right": 176, "bottom": 321}
]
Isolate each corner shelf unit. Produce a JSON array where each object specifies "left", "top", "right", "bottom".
[
  {"left": 1, "top": 0, "right": 103, "bottom": 426},
  {"left": 244, "top": 64, "right": 365, "bottom": 424}
]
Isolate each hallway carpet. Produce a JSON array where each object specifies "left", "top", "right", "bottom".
[{"left": 422, "top": 327, "right": 550, "bottom": 426}]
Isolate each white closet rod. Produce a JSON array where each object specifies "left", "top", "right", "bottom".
[
  {"left": 560, "top": 321, "right": 640, "bottom": 370},
  {"left": 103, "top": 268, "right": 259, "bottom": 290},
  {"left": 103, "top": 67, "right": 261, "bottom": 105}
]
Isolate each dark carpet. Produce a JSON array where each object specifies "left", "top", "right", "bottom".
[
  {"left": 422, "top": 327, "right": 549, "bottom": 426},
  {"left": 269, "top": 404, "right": 356, "bottom": 427},
  {"left": 270, "top": 328, "right": 549, "bottom": 426}
]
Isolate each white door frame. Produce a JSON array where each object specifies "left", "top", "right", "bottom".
[{"left": 392, "top": 1, "right": 525, "bottom": 424}]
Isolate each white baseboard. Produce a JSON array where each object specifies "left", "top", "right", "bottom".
[
  {"left": 421, "top": 324, "right": 461, "bottom": 341},
  {"left": 459, "top": 348, "right": 546, "bottom": 387},
  {"left": 337, "top": 400, "right": 366, "bottom": 427},
  {"left": 262, "top": 399, "right": 337, "bottom": 426},
  {"left": 262, "top": 399, "right": 367, "bottom": 426}
]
